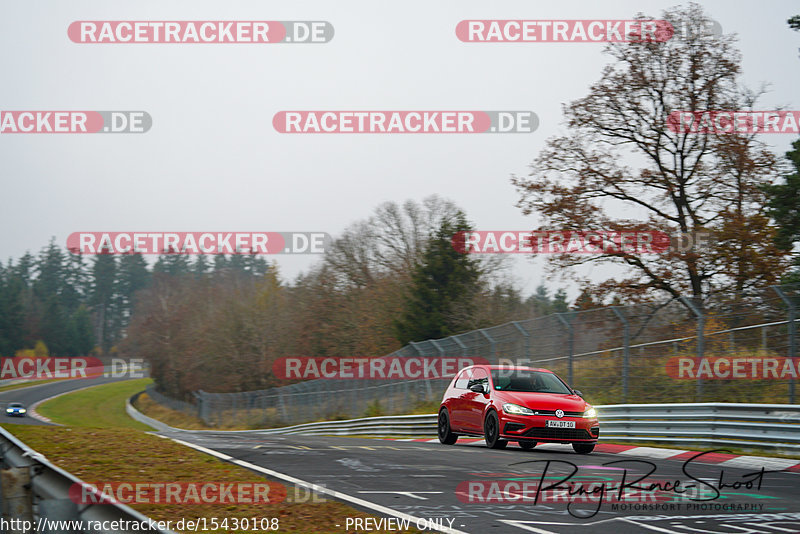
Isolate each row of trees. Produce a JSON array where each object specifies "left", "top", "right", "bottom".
[
  {"left": 0, "top": 196, "right": 572, "bottom": 399},
  {"left": 0, "top": 242, "right": 274, "bottom": 359},
  {"left": 122, "top": 197, "right": 574, "bottom": 399}
]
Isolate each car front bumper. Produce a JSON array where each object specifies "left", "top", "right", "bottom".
[{"left": 498, "top": 412, "right": 599, "bottom": 443}]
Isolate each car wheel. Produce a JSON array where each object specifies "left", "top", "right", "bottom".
[
  {"left": 484, "top": 411, "right": 507, "bottom": 449},
  {"left": 572, "top": 443, "right": 595, "bottom": 454},
  {"left": 438, "top": 409, "right": 458, "bottom": 445},
  {"left": 518, "top": 440, "right": 537, "bottom": 450}
]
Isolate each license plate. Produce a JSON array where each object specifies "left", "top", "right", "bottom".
[{"left": 546, "top": 420, "right": 575, "bottom": 428}]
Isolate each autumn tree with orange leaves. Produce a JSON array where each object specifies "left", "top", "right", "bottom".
[{"left": 513, "top": 4, "right": 790, "bottom": 304}]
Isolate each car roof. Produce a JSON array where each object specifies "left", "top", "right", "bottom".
[{"left": 460, "top": 365, "right": 553, "bottom": 373}]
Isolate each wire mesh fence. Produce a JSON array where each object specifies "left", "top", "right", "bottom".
[
  {"left": 155, "top": 284, "right": 800, "bottom": 427},
  {"left": 144, "top": 384, "right": 198, "bottom": 417}
]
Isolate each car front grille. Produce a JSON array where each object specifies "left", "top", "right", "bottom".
[
  {"left": 527, "top": 410, "right": 583, "bottom": 417},
  {"left": 522, "top": 427, "right": 593, "bottom": 440}
]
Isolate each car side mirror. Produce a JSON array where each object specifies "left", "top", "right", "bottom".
[
  {"left": 573, "top": 389, "right": 583, "bottom": 397},
  {"left": 469, "top": 384, "right": 486, "bottom": 394}
]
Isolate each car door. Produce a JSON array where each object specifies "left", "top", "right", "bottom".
[
  {"left": 448, "top": 369, "right": 472, "bottom": 431},
  {"left": 463, "top": 367, "right": 490, "bottom": 432}
]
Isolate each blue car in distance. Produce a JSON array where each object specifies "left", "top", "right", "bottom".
[{"left": 5, "top": 402, "right": 26, "bottom": 417}]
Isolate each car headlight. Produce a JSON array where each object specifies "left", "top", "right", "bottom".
[
  {"left": 19, "top": 409, "right": 25, "bottom": 413},
  {"left": 503, "top": 403, "right": 535, "bottom": 416},
  {"left": 583, "top": 407, "right": 597, "bottom": 419}
]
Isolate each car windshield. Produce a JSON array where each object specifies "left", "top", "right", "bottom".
[
  {"left": 8, "top": 403, "right": 23, "bottom": 407},
  {"left": 491, "top": 369, "right": 573, "bottom": 394}
]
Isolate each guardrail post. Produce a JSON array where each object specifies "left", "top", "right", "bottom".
[
  {"left": 512, "top": 321, "right": 530, "bottom": 361},
  {"left": 479, "top": 329, "right": 496, "bottom": 363},
  {"left": 278, "top": 390, "right": 288, "bottom": 422},
  {"left": 452, "top": 335, "right": 468, "bottom": 359},
  {"left": 410, "top": 342, "right": 433, "bottom": 400},
  {"left": 431, "top": 339, "right": 446, "bottom": 358},
  {"left": 611, "top": 307, "right": 630, "bottom": 403},
  {"left": 1, "top": 468, "right": 33, "bottom": 533},
  {"left": 430, "top": 340, "right": 447, "bottom": 401},
  {"left": 680, "top": 296, "right": 705, "bottom": 401},
  {"left": 773, "top": 286, "right": 796, "bottom": 404},
  {"left": 556, "top": 313, "right": 575, "bottom": 386},
  {"left": 193, "top": 390, "right": 204, "bottom": 422}
]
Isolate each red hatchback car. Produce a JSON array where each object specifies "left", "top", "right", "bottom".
[{"left": 438, "top": 365, "right": 599, "bottom": 453}]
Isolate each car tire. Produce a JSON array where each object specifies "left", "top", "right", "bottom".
[
  {"left": 438, "top": 409, "right": 458, "bottom": 445},
  {"left": 518, "top": 440, "right": 537, "bottom": 450},
  {"left": 484, "top": 411, "right": 508, "bottom": 449},
  {"left": 572, "top": 443, "right": 595, "bottom": 454}
]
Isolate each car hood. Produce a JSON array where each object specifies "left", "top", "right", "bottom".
[{"left": 495, "top": 391, "right": 587, "bottom": 412}]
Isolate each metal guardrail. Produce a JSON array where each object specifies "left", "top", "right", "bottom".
[
  {"left": 141, "top": 403, "right": 800, "bottom": 454},
  {"left": 597, "top": 403, "right": 800, "bottom": 452},
  {"left": 0, "top": 425, "right": 176, "bottom": 534}
]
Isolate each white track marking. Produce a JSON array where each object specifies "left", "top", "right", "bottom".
[{"left": 166, "top": 437, "right": 469, "bottom": 534}]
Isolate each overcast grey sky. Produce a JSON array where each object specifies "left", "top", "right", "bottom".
[{"left": 1, "top": 1, "right": 798, "bottom": 298}]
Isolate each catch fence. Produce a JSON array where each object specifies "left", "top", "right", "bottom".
[{"left": 157, "top": 284, "right": 800, "bottom": 427}]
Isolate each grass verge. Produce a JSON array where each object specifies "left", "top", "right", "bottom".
[
  {"left": 134, "top": 393, "right": 245, "bottom": 430},
  {"left": 35, "top": 378, "right": 153, "bottom": 430},
  {"left": 1, "top": 381, "right": 421, "bottom": 533}
]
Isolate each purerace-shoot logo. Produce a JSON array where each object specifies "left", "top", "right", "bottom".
[
  {"left": 0, "top": 111, "right": 151, "bottom": 133},
  {"left": 66, "top": 232, "right": 331, "bottom": 254},
  {"left": 273, "top": 111, "right": 538, "bottom": 134},
  {"left": 68, "top": 21, "right": 333, "bottom": 44}
]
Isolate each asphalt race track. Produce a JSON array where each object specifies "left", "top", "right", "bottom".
[
  {"left": 3, "top": 379, "right": 799, "bottom": 532},
  {"left": 157, "top": 430, "right": 800, "bottom": 533},
  {"left": 0, "top": 374, "right": 137, "bottom": 426}
]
